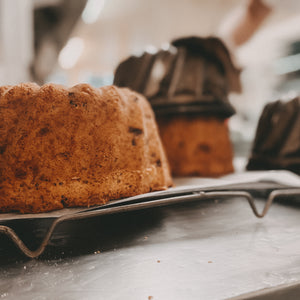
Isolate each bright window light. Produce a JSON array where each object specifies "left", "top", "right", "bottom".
[
  {"left": 82, "top": 0, "right": 106, "bottom": 24},
  {"left": 58, "top": 37, "right": 85, "bottom": 70}
]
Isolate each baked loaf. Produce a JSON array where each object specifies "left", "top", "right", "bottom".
[
  {"left": 157, "top": 116, "right": 234, "bottom": 176},
  {"left": 114, "top": 36, "right": 240, "bottom": 177},
  {"left": 247, "top": 97, "right": 300, "bottom": 175},
  {"left": 0, "top": 83, "right": 173, "bottom": 213}
]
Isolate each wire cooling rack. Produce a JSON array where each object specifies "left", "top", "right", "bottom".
[{"left": 0, "top": 178, "right": 300, "bottom": 258}]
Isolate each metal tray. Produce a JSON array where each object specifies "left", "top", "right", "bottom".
[{"left": 1, "top": 171, "right": 300, "bottom": 258}]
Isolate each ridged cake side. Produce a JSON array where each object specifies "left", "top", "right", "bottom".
[{"left": 0, "top": 83, "right": 172, "bottom": 213}]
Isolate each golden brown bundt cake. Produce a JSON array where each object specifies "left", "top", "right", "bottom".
[
  {"left": 157, "top": 116, "right": 234, "bottom": 177},
  {"left": 0, "top": 83, "right": 172, "bottom": 213}
]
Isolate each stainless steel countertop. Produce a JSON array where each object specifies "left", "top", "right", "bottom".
[{"left": 1, "top": 190, "right": 300, "bottom": 300}]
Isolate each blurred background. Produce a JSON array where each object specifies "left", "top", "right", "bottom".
[{"left": 0, "top": 0, "right": 300, "bottom": 157}]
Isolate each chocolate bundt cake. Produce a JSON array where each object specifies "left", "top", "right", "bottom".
[
  {"left": 247, "top": 97, "right": 300, "bottom": 175},
  {"left": 114, "top": 36, "right": 241, "bottom": 177},
  {"left": 0, "top": 83, "right": 172, "bottom": 213}
]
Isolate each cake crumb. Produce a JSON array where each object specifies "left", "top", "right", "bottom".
[
  {"left": 208, "top": 261, "right": 212, "bottom": 263},
  {"left": 148, "top": 296, "right": 153, "bottom": 300},
  {"left": 157, "top": 260, "right": 160, "bottom": 263}
]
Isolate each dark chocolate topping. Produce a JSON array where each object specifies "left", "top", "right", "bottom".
[
  {"left": 114, "top": 36, "right": 241, "bottom": 118},
  {"left": 247, "top": 97, "right": 300, "bottom": 175}
]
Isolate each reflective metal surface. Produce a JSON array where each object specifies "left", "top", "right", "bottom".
[
  {"left": 1, "top": 178, "right": 299, "bottom": 258},
  {"left": 1, "top": 190, "right": 300, "bottom": 299}
]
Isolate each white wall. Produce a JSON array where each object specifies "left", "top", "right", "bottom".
[{"left": 0, "top": 0, "right": 33, "bottom": 85}]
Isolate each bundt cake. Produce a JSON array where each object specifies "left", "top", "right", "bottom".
[
  {"left": 0, "top": 83, "right": 173, "bottom": 213},
  {"left": 247, "top": 96, "right": 300, "bottom": 175},
  {"left": 114, "top": 36, "right": 241, "bottom": 177}
]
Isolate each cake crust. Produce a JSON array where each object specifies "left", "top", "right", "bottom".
[
  {"left": 0, "top": 83, "right": 172, "bottom": 213},
  {"left": 157, "top": 116, "right": 234, "bottom": 177}
]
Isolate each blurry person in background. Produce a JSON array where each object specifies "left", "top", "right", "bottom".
[
  {"left": 219, "top": 0, "right": 272, "bottom": 49},
  {"left": 220, "top": 0, "right": 300, "bottom": 49},
  {"left": 218, "top": 0, "right": 300, "bottom": 160}
]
